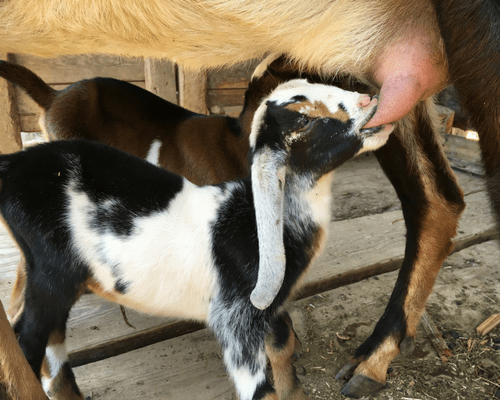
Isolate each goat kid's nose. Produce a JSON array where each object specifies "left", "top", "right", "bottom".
[
  {"left": 357, "top": 94, "right": 372, "bottom": 108},
  {"left": 357, "top": 94, "right": 378, "bottom": 110}
]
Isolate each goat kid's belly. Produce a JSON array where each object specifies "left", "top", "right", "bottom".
[{"left": 68, "top": 185, "right": 225, "bottom": 321}]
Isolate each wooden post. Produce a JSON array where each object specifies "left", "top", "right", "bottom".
[
  {"left": 178, "top": 67, "right": 208, "bottom": 114},
  {"left": 144, "top": 58, "right": 177, "bottom": 104},
  {"left": 0, "top": 53, "right": 22, "bottom": 153},
  {"left": 0, "top": 300, "right": 48, "bottom": 400}
]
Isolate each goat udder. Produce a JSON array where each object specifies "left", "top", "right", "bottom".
[{"left": 364, "top": 30, "right": 448, "bottom": 128}]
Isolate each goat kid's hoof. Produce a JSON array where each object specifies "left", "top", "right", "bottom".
[{"left": 341, "top": 374, "right": 386, "bottom": 399}]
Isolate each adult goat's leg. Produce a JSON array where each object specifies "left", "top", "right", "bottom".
[
  {"left": 336, "top": 99, "right": 465, "bottom": 398},
  {"left": 434, "top": 0, "right": 500, "bottom": 230}
]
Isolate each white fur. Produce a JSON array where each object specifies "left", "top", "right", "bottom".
[
  {"left": 41, "top": 343, "right": 68, "bottom": 392},
  {"left": 145, "top": 139, "right": 162, "bottom": 166},
  {"left": 68, "top": 180, "right": 228, "bottom": 320},
  {"left": 227, "top": 349, "right": 268, "bottom": 400}
]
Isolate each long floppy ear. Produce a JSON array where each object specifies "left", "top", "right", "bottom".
[{"left": 250, "top": 146, "right": 287, "bottom": 310}]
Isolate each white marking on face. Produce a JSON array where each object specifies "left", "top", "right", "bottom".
[
  {"left": 357, "top": 123, "right": 394, "bottom": 155},
  {"left": 146, "top": 139, "right": 162, "bottom": 166}
]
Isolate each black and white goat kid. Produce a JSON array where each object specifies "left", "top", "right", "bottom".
[{"left": 2, "top": 80, "right": 392, "bottom": 400}]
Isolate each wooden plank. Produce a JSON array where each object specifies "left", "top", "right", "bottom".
[
  {"left": 209, "top": 105, "right": 243, "bottom": 118},
  {"left": 0, "top": 53, "right": 22, "bottom": 153},
  {"left": 206, "top": 88, "right": 246, "bottom": 108},
  {"left": 0, "top": 301, "right": 48, "bottom": 400},
  {"left": 12, "top": 54, "right": 145, "bottom": 84},
  {"left": 144, "top": 58, "right": 177, "bottom": 104},
  {"left": 178, "top": 68, "right": 208, "bottom": 114},
  {"left": 74, "top": 329, "right": 233, "bottom": 400},
  {"left": 476, "top": 313, "right": 500, "bottom": 336},
  {"left": 420, "top": 311, "right": 452, "bottom": 362},
  {"left": 297, "top": 190, "right": 496, "bottom": 300},
  {"left": 207, "top": 60, "right": 260, "bottom": 90}
]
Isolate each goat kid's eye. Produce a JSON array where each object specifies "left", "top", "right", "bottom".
[{"left": 297, "top": 118, "right": 312, "bottom": 132}]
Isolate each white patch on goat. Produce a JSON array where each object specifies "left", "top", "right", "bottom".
[
  {"left": 41, "top": 343, "right": 68, "bottom": 392},
  {"left": 358, "top": 123, "right": 394, "bottom": 154},
  {"left": 145, "top": 139, "right": 162, "bottom": 166},
  {"left": 304, "top": 171, "right": 336, "bottom": 228},
  {"left": 225, "top": 347, "right": 267, "bottom": 400},
  {"left": 67, "top": 179, "right": 230, "bottom": 321}
]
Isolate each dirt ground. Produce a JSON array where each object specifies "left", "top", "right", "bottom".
[{"left": 288, "top": 239, "right": 500, "bottom": 400}]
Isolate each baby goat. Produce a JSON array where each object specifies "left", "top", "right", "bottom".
[
  {"left": 3, "top": 80, "right": 392, "bottom": 400},
  {"left": 0, "top": 60, "right": 250, "bottom": 185}
]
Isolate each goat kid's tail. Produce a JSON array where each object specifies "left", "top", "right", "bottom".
[{"left": 0, "top": 60, "right": 56, "bottom": 110}]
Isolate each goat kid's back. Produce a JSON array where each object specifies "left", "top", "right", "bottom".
[
  {"left": 0, "top": 60, "right": 249, "bottom": 186},
  {"left": 3, "top": 80, "right": 392, "bottom": 400}
]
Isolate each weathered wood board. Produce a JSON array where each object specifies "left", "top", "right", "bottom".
[
  {"left": 0, "top": 53, "right": 22, "bottom": 153},
  {"left": 206, "top": 60, "right": 261, "bottom": 116}
]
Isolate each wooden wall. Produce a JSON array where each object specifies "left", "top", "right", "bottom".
[{"left": 0, "top": 54, "right": 261, "bottom": 153}]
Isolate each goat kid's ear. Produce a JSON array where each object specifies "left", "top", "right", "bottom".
[{"left": 250, "top": 146, "right": 287, "bottom": 310}]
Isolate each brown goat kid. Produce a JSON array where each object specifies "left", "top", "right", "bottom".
[{"left": 0, "top": 0, "right": 498, "bottom": 398}]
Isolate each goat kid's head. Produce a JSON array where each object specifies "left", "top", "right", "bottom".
[{"left": 249, "top": 79, "right": 394, "bottom": 310}]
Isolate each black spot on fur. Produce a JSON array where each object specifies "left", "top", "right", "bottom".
[
  {"left": 114, "top": 278, "right": 129, "bottom": 294},
  {"left": 270, "top": 314, "right": 291, "bottom": 350},
  {"left": 253, "top": 380, "right": 275, "bottom": 399}
]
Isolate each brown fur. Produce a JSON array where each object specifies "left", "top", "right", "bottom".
[
  {"left": 0, "top": 0, "right": 444, "bottom": 82},
  {"left": 266, "top": 316, "right": 308, "bottom": 400},
  {"left": 285, "top": 101, "right": 351, "bottom": 122},
  {"left": 0, "top": 301, "right": 48, "bottom": 400}
]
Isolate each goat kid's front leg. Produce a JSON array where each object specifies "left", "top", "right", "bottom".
[
  {"left": 39, "top": 328, "right": 83, "bottom": 400},
  {"left": 336, "top": 99, "right": 465, "bottom": 398}
]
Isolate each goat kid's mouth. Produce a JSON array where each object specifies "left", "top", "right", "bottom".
[{"left": 358, "top": 96, "right": 392, "bottom": 137}]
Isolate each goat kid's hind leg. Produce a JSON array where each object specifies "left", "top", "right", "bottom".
[
  {"left": 266, "top": 312, "right": 309, "bottom": 399},
  {"left": 336, "top": 99, "right": 465, "bottom": 398},
  {"left": 210, "top": 302, "right": 279, "bottom": 400}
]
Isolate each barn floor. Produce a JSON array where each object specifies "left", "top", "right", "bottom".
[{"left": 1, "top": 135, "right": 499, "bottom": 399}]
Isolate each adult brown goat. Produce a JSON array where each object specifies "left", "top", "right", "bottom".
[{"left": 1, "top": 0, "right": 498, "bottom": 398}]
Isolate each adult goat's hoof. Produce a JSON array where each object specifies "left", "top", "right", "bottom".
[
  {"left": 334, "top": 359, "right": 359, "bottom": 380},
  {"left": 341, "top": 374, "right": 386, "bottom": 399}
]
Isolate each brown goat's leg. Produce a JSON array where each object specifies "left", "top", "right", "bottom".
[
  {"left": 434, "top": 0, "right": 500, "bottom": 231},
  {"left": 266, "top": 312, "right": 309, "bottom": 400},
  {"left": 6, "top": 255, "right": 26, "bottom": 324},
  {"left": 336, "top": 99, "right": 465, "bottom": 398}
]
